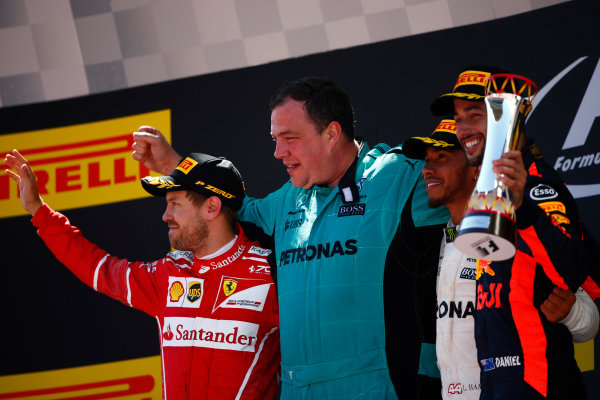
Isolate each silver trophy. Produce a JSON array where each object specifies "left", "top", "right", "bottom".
[{"left": 454, "top": 74, "right": 537, "bottom": 261}]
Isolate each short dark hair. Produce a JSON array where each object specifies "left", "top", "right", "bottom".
[
  {"left": 185, "top": 191, "right": 237, "bottom": 230},
  {"left": 269, "top": 77, "right": 355, "bottom": 140}
]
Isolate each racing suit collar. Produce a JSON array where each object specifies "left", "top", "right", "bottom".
[{"left": 338, "top": 138, "right": 365, "bottom": 204}]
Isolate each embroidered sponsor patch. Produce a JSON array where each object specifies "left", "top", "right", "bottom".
[
  {"left": 480, "top": 358, "right": 495, "bottom": 371},
  {"left": 284, "top": 217, "right": 305, "bottom": 230},
  {"left": 481, "top": 356, "right": 521, "bottom": 371},
  {"left": 338, "top": 203, "right": 366, "bottom": 217},
  {"left": 187, "top": 282, "right": 202, "bottom": 303},
  {"left": 454, "top": 70, "right": 491, "bottom": 89},
  {"left": 249, "top": 265, "right": 271, "bottom": 275},
  {"left": 175, "top": 157, "right": 198, "bottom": 174},
  {"left": 213, "top": 276, "right": 271, "bottom": 312},
  {"left": 162, "top": 317, "right": 259, "bottom": 352},
  {"left": 460, "top": 267, "right": 476, "bottom": 280},
  {"left": 529, "top": 184, "right": 558, "bottom": 201},
  {"left": 296, "top": 193, "right": 308, "bottom": 208},
  {"left": 447, "top": 383, "right": 463, "bottom": 395},
  {"left": 444, "top": 226, "right": 456, "bottom": 242},
  {"left": 167, "top": 277, "right": 204, "bottom": 308},
  {"left": 248, "top": 246, "right": 272, "bottom": 257},
  {"left": 538, "top": 201, "right": 566, "bottom": 214}
]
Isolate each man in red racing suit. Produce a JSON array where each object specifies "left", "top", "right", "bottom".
[{"left": 4, "top": 150, "right": 280, "bottom": 400}]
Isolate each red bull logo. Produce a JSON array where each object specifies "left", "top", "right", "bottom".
[{"left": 477, "top": 282, "right": 503, "bottom": 310}]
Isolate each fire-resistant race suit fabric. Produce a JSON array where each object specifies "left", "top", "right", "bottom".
[
  {"left": 436, "top": 224, "right": 481, "bottom": 400},
  {"left": 31, "top": 204, "right": 280, "bottom": 400},
  {"left": 436, "top": 223, "right": 597, "bottom": 400},
  {"left": 238, "top": 141, "right": 449, "bottom": 400},
  {"left": 475, "top": 141, "right": 595, "bottom": 400},
  {"left": 523, "top": 141, "right": 600, "bottom": 301}
]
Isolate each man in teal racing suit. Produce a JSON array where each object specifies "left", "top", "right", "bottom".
[{"left": 132, "top": 77, "right": 449, "bottom": 399}]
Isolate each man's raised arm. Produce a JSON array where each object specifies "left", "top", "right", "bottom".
[
  {"left": 132, "top": 126, "right": 182, "bottom": 174},
  {"left": 4, "top": 149, "right": 43, "bottom": 215}
]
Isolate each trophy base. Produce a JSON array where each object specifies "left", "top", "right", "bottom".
[{"left": 455, "top": 212, "right": 516, "bottom": 261}]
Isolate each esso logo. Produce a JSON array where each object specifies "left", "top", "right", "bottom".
[{"left": 530, "top": 184, "right": 557, "bottom": 201}]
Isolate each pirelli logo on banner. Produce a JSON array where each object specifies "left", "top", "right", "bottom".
[
  {"left": 0, "top": 355, "right": 162, "bottom": 399},
  {"left": 0, "top": 110, "right": 171, "bottom": 219}
]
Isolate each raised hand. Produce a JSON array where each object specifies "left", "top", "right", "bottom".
[
  {"left": 4, "top": 150, "right": 43, "bottom": 215},
  {"left": 132, "top": 126, "right": 182, "bottom": 175}
]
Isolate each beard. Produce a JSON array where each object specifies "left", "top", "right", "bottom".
[
  {"left": 427, "top": 162, "right": 473, "bottom": 209},
  {"left": 467, "top": 149, "right": 484, "bottom": 167},
  {"left": 428, "top": 196, "right": 446, "bottom": 209},
  {"left": 169, "top": 214, "right": 209, "bottom": 253}
]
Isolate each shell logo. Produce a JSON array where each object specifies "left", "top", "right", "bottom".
[{"left": 169, "top": 281, "right": 185, "bottom": 302}]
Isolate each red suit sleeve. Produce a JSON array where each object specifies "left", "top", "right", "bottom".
[
  {"left": 516, "top": 188, "right": 589, "bottom": 292},
  {"left": 32, "top": 203, "right": 162, "bottom": 316}
]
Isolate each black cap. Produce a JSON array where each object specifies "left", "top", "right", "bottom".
[
  {"left": 403, "top": 119, "right": 461, "bottom": 160},
  {"left": 141, "top": 153, "right": 245, "bottom": 210},
  {"left": 430, "top": 66, "right": 507, "bottom": 116}
]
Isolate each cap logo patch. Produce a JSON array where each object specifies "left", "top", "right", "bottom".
[
  {"left": 143, "top": 176, "right": 181, "bottom": 189},
  {"left": 454, "top": 70, "right": 491, "bottom": 90},
  {"left": 435, "top": 120, "right": 457, "bottom": 134},
  {"left": 176, "top": 157, "right": 198, "bottom": 174},
  {"left": 411, "top": 137, "right": 454, "bottom": 148},
  {"left": 195, "top": 181, "right": 236, "bottom": 199}
]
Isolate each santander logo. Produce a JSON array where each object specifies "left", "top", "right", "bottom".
[
  {"left": 161, "top": 317, "right": 259, "bottom": 352},
  {"left": 163, "top": 324, "right": 174, "bottom": 341}
]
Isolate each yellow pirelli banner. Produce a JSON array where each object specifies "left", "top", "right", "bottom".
[
  {"left": 0, "top": 356, "right": 162, "bottom": 399},
  {"left": 0, "top": 110, "right": 171, "bottom": 218}
]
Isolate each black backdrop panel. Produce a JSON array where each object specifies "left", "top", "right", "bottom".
[{"left": 1, "top": 0, "right": 599, "bottom": 396}]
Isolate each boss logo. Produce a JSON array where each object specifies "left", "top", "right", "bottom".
[
  {"left": 459, "top": 267, "right": 476, "bottom": 280},
  {"left": 338, "top": 203, "right": 366, "bottom": 217}
]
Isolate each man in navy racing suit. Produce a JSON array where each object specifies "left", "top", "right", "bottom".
[{"left": 429, "top": 67, "right": 600, "bottom": 399}]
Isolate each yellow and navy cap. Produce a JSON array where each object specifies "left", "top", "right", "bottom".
[
  {"left": 430, "top": 66, "right": 507, "bottom": 116},
  {"left": 402, "top": 119, "right": 460, "bottom": 160},
  {"left": 141, "top": 153, "right": 245, "bottom": 210}
]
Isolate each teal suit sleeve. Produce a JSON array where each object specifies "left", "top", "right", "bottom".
[{"left": 238, "top": 183, "right": 289, "bottom": 235}]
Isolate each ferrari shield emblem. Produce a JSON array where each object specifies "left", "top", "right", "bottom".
[{"left": 223, "top": 279, "right": 238, "bottom": 296}]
